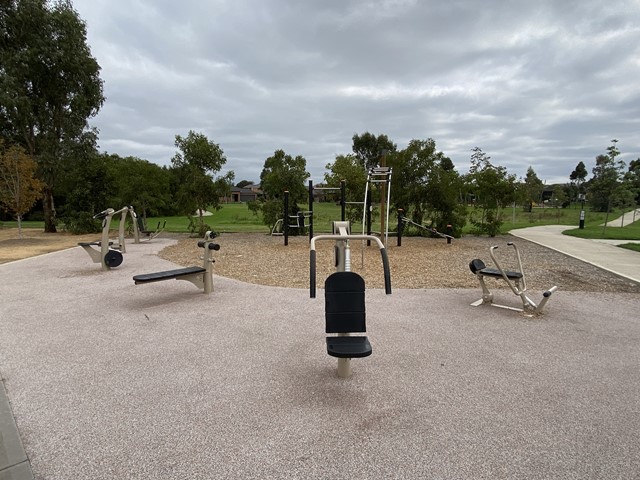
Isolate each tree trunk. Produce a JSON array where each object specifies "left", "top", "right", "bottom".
[
  {"left": 43, "top": 187, "right": 57, "bottom": 233},
  {"left": 17, "top": 214, "right": 23, "bottom": 239}
]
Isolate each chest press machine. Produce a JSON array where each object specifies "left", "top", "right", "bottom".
[
  {"left": 310, "top": 221, "right": 392, "bottom": 378},
  {"left": 469, "top": 242, "right": 558, "bottom": 316}
]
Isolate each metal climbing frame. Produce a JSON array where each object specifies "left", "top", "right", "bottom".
[{"left": 361, "top": 166, "right": 393, "bottom": 246}]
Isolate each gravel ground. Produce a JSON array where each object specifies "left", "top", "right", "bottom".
[{"left": 159, "top": 232, "right": 640, "bottom": 293}]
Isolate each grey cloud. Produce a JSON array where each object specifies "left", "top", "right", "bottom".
[{"left": 74, "top": 0, "right": 640, "bottom": 184}]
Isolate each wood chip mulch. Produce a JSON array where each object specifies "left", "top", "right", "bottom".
[{"left": 158, "top": 233, "right": 640, "bottom": 293}]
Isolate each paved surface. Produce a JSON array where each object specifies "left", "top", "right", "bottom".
[
  {"left": 1, "top": 232, "right": 639, "bottom": 479},
  {"left": 510, "top": 225, "right": 640, "bottom": 284},
  {"left": 603, "top": 208, "right": 640, "bottom": 227}
]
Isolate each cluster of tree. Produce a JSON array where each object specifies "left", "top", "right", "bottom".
[
  {"left": 1, "top": 1, "right": 232, "bottom": 235},
  {"left": 253, "top": 134, "right": 516, "bottom": 237},
  {"left": 576, "top": 140, "right": 640, "bottom": 215},
  {"left": 253, "top": 134, "right": 639, "bottom": 238},
  {"left": 1, "top": 131, "right": 233, "bottom": 235}
]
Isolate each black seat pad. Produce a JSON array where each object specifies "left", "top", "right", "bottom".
[
  {"left": 133, "top": 266, "right": 205, "bottom": 284},
  {"left": 326, "top": 336, "right": 372, "bottom": 358},
  {"left": 479, "top": 267, "right": 522, "bottom": 280}
]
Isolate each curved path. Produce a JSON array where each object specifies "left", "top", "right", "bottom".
[
  {"left": 510, "top": 225, "right": 640, "bottom": 284},
  {"left": 1, "top": 238, "right": 639, "bottom": 479}
]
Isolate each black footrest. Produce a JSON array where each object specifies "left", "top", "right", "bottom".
[
  {"left": 326, "top": 336, "right": 372, "bottom": 358},
  {"left": 133, "top": 266, "right": 205, "bottom": 284}
]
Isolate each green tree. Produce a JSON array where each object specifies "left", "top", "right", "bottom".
[
  {"left": 423, "top": 154, "right": 466, "bottom": 236},
  {"left": 324, "top": 154, "right": 367, "bottom": 223},
  {"left": 588, "top": 140, "right": 625, "bottom": 212},
  {"left": 236, "top": 179, "right": 253, "bottom": 189},
  {"left": 625, "top": 159, "right": 640, "bottom": 206},
  {"left": 258, "top": 149, "right": 309, "bottom": 228},
  {"left": 0, "top": 141, "right": 44, "bottom": 237},
  {"left": 570, "top": 161, "right": 588, "bottom": 191},
  {"left": 105, "top": 155, "right": 173, "bottom": 218},
  {"left": 522, "top": 166, "right": 544, "bottom": 209},
  {"left": 55, "top": 145, "right": 115, "bottom": 233},
  {"left": 0, "top": 0, "right": 105, "bottom": 232},
  {"left": 171, "top": 131, "right": 232, "bottom": 233},
  {"left": 388, "top": 139, "right": 465, "bottom": 235},
  {"left": 465, "top": 147, "right": 518, "bottom": 236},
  {"left": 352, "top": 132, "right": 397, "bottom": 170},
  {"left": 566, "top": 161, "right": 589, "bottom": 206}
]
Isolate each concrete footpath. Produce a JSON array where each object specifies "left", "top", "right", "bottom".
[{"left": 510, "top": 225, "right": 640, "bottom": 284}]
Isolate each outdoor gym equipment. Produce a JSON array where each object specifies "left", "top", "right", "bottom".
[
  {"left": 275, "top": 180, "right": 348, "bottom": 245},
  {"left": 362, "top": 166, "right": 392, "bottom": 246},
  {"left": 306, "top": 180, "right": 346, "bottom": 242},
  {"left": 469, "top": 242, "right": 558, "bottom": 315},
  {"left": 271, "top": 190, "right": 313, "bottom": 241},
  {"left": 132, "top": 231, "right": 220, "bottom": 294},
  {"left": 396, "top": 210, "right": 453, "bottom": 246},
  {"left": 131, "top": 209, "right": 166, "bottom": 242},
  {"left": 77, "top": 206, "right": 135, "bottom": 270},
  {"left": 310, "top": 221, "right": 392, "bottom": 378}
]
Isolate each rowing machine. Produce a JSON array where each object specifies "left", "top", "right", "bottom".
[{"left": 469, "top": 242, "right": 558, "bottom": 316}]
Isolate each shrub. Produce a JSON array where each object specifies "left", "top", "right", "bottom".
[{"left": 60, "top": 212, "right": 101, "bottom": 234}]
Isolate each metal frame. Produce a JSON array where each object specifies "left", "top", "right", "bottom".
[
  {"left": 310, "top": 221, "right": 392, "bottom": 378},
  {"left": 362, "top": 167, "right": 393, "bottom": 246},
  {"left": 470, "top": 242, "right": 558, "bottom": 316},
  {"left": 78, "top": 206, "right": 134, "bottom": 271}
]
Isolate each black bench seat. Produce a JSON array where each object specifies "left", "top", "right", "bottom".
[
  {"left": 469, "top": 259, "right": 522, "bottom": 281},
  {"left": 133, "top": 266, "right": 205, "bottom": 284},
  {"left": 478, "top": 267, "right": 522, "bottom": 281},
  {"left": 78, "top": 241, "right": 113, "bottom": 247},
  {"left": 327, "top": 336, "right": 372, "bottom": 358}
]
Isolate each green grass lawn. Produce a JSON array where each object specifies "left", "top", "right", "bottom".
[
  {"left": 4, "top": 204, "right": 638, "bottom": 241},
  {"left": 146, "top": 202, "right": 360, "bottom": 234},
  {"left": 618, "top": 243, "right": 640, "bottom": 252},
  {"left": 489, "top": 206, "right": 624, "bottom": 233},
  {"left": 563, "top": 219, "right": 640, "bottom": 240}
]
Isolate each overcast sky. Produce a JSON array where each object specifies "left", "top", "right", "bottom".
[{"left": 73, "top": 0, "right": 640, "bottom": 185}]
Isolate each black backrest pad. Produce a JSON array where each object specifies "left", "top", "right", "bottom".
[
  {"left": 325, "top": 272, "right": 366, "bottom": 334},
  {"left": 469, "top": 258, "right": 486, "bottom": 274}
]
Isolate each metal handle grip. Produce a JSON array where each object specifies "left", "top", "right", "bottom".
[{"left": 310, "top": 250, "right": 317, "bottom": 298}]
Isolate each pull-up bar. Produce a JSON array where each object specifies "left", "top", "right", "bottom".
[
  {"left": 281, "top": 180, "right": 348, "bottom": 246},
  {"left": 308, "top": 180, "right": 345, "bottom": 241}
]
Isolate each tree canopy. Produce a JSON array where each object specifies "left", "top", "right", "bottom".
[
  {"left": 171, "top": 131, "right": 233, "bottom": 232},
  {"left": 257, "top": 149, "right": 309, "bottom": 228},
  {"left": 1, "top": 0, "right": 105, "bottom": 231},
  {"left": 0, "top": 141, "right": 44, "bottom": 237},
  {"left": 352, "top": 132, "right": 397, "bottom": 170},
  {"left": 0, "top": 0, "right": 104, "bottom": 232},
  {"left": 588, "top": 140, "right": 626, "bottom": 212},
  {"left": 324, "top": 154, "right": 367, "bottom": 223},
  {"left": 465, "top": 147, "right": 518, "bottom": 236}
]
